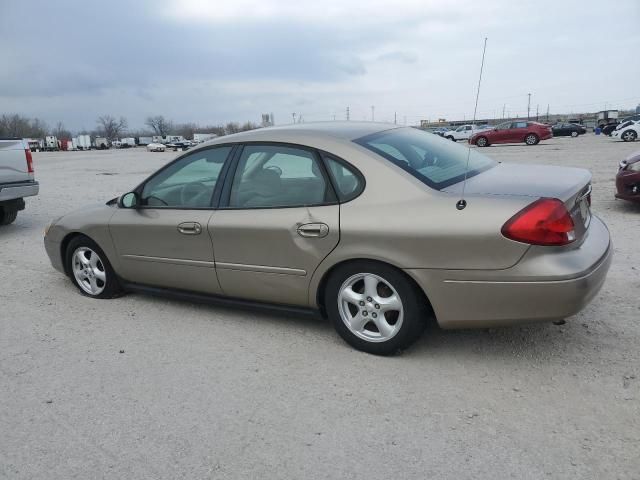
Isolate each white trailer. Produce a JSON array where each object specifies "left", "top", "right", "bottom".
[
  {"left": 138, "top": 136, "right": 153, "bottom": 146},
  {"left": 120, "top": 137, "right": 136, "bottom": 148},
  {"left": 76, "top": 135, "right": 91, "bottom": 150},
  {"left": 152, "top": 135, "right": 165, "bottom": 144}
]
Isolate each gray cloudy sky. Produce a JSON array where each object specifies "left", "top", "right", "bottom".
[{"left": 1, "top": 0, "right": 639, "bottom": 131}]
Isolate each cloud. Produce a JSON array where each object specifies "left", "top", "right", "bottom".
[{"left": 0, "top": 0, "right": 638, "bottom": 130}]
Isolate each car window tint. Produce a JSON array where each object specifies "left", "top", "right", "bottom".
[
  {"left": 229, "top": 145, "right": 331, "bottom": 208},
  {"left": 356, "top": 127, "right": 495, "bottom": 190},
  {"left": 324, "top": 155, "right": 363, "bottom": 202},
  {"left": 513, "top": 121, "right": 528, "bottom": 128},
  {"left": 141, "top": 146, "right": 231, "bottom": 208},
  {"left": 497, "top": 122, "right": 511, "bottom": 129}
]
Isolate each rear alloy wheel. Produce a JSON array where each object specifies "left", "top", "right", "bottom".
[
  {"left": 0, "top": 208, "right": 18, "bottom": 225},
  {"left": 325, "top": 261, "right": 427, "bottom": 355},
  {"left": 622, "top": 130, "right": 637, "bottom": 142},
  {"left": 66, "top": 236, "right": 122, "bottom": 298},
  {"left": 475, "top": 136, "right": 488, "bottom": 147},
  {"left": 571, "top": 131, "right": 578, "bottom": 137},
  {"left": 525, "top": 133, "right": 539, "bottom": 145}
]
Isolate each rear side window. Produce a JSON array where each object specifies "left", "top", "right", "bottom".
[
  {"left": 323, "top": 155, "right": 364, "bottom": 202},
  {"left": 512, "top": 121, "right": 528, "bottom": 128}
]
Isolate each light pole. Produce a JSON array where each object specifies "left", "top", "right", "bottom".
[{"left": 527, "top": 93, "right": 531, "bottom": 120}]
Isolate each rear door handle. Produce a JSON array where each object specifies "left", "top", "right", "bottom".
[
  {"left": 297, "top": 223, "right": 329, "bottom": 238},
  {"left": 177, "top": 222, "right": 202, "bottom": 235}
]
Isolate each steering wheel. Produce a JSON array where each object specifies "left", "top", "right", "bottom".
[
  {"left": 265, "top": 165, "right": 283, "bottom": 176},
  {"left": 180, "top": 182, "right": 210, "bottom": 206}
]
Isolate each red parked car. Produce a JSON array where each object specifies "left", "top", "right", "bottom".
[
  {"left": 615, "top": 150, "right": 640, "bottom": 203},
  {"left": 470, "top": 120, "right": 553, "bottom": 147}
]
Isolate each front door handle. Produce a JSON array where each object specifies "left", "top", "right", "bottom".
[
  {"left": 177, "top": 222, "right": 202, "bottom": 235},
  {"left": 297, "top": 223, "right": 329, "bottom": 238}
]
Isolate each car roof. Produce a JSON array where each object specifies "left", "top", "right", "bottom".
[{"left": 199, "top": 122, "right": 402, "bottom": 147}]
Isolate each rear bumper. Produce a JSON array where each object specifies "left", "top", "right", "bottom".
[
  {"left": 0, "top": 181, "right": 39, "bottom": 202},
  {"left": 406, "top": 215, "right": 612, "bottom": 328}
]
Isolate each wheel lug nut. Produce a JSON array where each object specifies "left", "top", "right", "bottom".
[
  {"left": 359, "top": 301, "right": 365, "bottom": 306},
  {"left": 372, "top": 312, "right": 377, "bottom": 318},
  {"left": 362, "top": 311, "right": 368, "bottom": 316},
  {"left": 366, "top": 297, "right": 372, "bottom": 302},
  {"left": 375, "top": 304, "right": 380, "bottom": 309}
]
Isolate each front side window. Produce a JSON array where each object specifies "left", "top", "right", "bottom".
[
  {"left": 229, "top": 145, "right": 333, "bottom": 208},
  {"left": 496, "top": 122, "right": 511, "bottom": 130},
  {"left": 141, "top": 146, "right": 231, "bottom": 207},
  {"left": 355, "top": 127, "right": 496, "bottom": 190},
  {"left": 512, "top": 121, "right": 528, "bottom": 129}
]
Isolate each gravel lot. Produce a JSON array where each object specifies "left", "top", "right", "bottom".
[{"left": 1, "top": 134, "right": 639, "bottom": 479}]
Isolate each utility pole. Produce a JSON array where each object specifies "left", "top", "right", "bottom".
[
  {"left": 546, "top": 104, "right": 550, "bottom": 122},
  {"left": 346, "top": 107, "right": 350, "bottom": 121},
  {"left": 394, "top": 112, "right": 397, "bottom": 124},
  {"left": 536, "top": 104, "right": 539, "bottom": 121},
  {"left": 371, "top": 105, "right": 375, "bottom": 121},
  {"left": 292, "top": 113, "right": 296, "bottom": 124},
  {"left": 527, "top": 93, "right": 531, "bottom": 120},
  {"left": 502, "top": 104, "right": 506, "bottom": 119}
]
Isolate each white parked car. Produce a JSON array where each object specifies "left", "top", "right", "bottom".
[
  {"left": 146, "top": 143, "right": 166, "bottom": 152},
  {"left": 443, "top": 124, "right": 490, "bottom": 141},
  {"left": 611, "top": 121, "right": 639, "bottom": 142}
]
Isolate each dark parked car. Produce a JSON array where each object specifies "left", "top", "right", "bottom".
[
  {"left": 601, "top": 123, "right": 619, "bottom": 136},
  {"left": 470, "top": 121, "right": 553, "bottom": 147},
  {"left": 552, "top": 123, "right": 587, "bottom": 137},
  {"left": 616, "top": 150, "right": 640, "bottom": 203}
]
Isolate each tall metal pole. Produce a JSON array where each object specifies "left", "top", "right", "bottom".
[
  {"left": 527, "top": 93, "right": 531, "bottom": 119},
  {"left": 394, "top": 112, "right": 397, "bottom": 124},
  {"left": 546, "top": 104, "right": 550, "bottom": 122},
  {"left": 502, "top": 104, "right": 505, "bottom": 119},
  {"left": 292, "top": 113, "right": 296, "bottom": 123},
  {"left": 346, "top": 107, "right": 350, "bottom": 121}
]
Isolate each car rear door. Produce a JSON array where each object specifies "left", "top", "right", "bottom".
[
  {"left": 108, "top": 146, "right": 233, "bottom": 294},
  {"left": 209, "top": 143, "right": 340, "bottom": 307}
]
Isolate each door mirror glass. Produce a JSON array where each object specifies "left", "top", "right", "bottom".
[{"left": 120, "top": 192, "right": 139, "bottom": 208}]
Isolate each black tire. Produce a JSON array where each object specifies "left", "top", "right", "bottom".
[
  {"left": 525, "top": 133, "right": 539, "bottom": 145},
  {"left": 324, "top": 261, "right": 428, "bottom": 355},
  {"left": 65, "top": 235, "right": 122, "bottom": 299},
  {"left": 622, "top": 130, "right": 637, "bottom": 142},
  {"left": 0, "top": 208, "right": 18, "bottom": 225},
  {"left": 475, "top": 136, "right": 489, "bottom": 147},
  {"left": 446, "top": 136, "right": 455, "bottom": 141}
]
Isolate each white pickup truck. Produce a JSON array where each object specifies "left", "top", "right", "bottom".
[
  {"left": 443, "top": 124, "right": 490, "bottom": 141},
  {"left": 0, "top": 138, "right": 39, "bottom": 225}
]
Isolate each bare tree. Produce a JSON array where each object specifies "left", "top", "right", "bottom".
[
  {"left": 96, "top": 115, "right": 128, "bottom": 140},
  {"left": 145, "top": 115, "right": 173, "bottom": 136},
  {"left": 52, "top": 121, "right": 71, "bottom": 140},
  {"left": 0, "top": 114, "right": 49, "bottom": 138},
  {"left": 224, "top": 122, "right": 241, "bottom": 135}
]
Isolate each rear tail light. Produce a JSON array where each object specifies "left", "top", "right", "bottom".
[
  {"left": 501, "top": 198, "right": 575, "bottom": 246},
  {"left": 25, "top": 149, "right": 34, "bottom": 174}
]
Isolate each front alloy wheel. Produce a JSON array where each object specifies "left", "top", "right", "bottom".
[
  {"left": 66, "top": 236, "right": 122, "bottom": 298},
  {"left": 622, "top": 130, "right": 637, "bottom": 142},
  {"left": 72, "top": 247, "right": 107, "bottom": 295}
]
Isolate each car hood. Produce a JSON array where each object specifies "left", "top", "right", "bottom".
[{"left": 443, "top": 163, "right": 591, "bottom": 202}]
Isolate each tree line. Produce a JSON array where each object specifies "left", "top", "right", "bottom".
[{"left": 0, "top": 113, "right": 260, "bottom": 141}]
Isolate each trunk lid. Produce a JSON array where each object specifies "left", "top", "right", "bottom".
[{"left": 444, "top": 163, "right": 593, "bottom": 241}]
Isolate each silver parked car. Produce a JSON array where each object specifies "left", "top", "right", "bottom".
[{"left": 44, "top": 123, "right": 611, "bottom": 354}]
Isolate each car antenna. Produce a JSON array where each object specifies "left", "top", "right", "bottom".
[{"left": 457, "top": 37, "right": 488, "bottom": 211}]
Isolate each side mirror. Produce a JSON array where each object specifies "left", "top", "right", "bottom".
[{"left": 120, "top": 192, "right": 139, "bottom": 208}]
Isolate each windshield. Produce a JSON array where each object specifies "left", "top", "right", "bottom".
[{"left": 355, "top": 127, "right": 496, "bottom": 190}]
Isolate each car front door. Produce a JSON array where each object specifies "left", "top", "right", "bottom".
[
  {"left": 490, "top": 122, "right": 512, "bottom": 143},
  {"left": 109, "top": 146, "right": 233, "bottom": 294},
  {"left": 509, "top": 121, "right": 528, "bottom": 142},
  {"left": 210, "top": 143, "right": 340, "bottom": 306}
]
